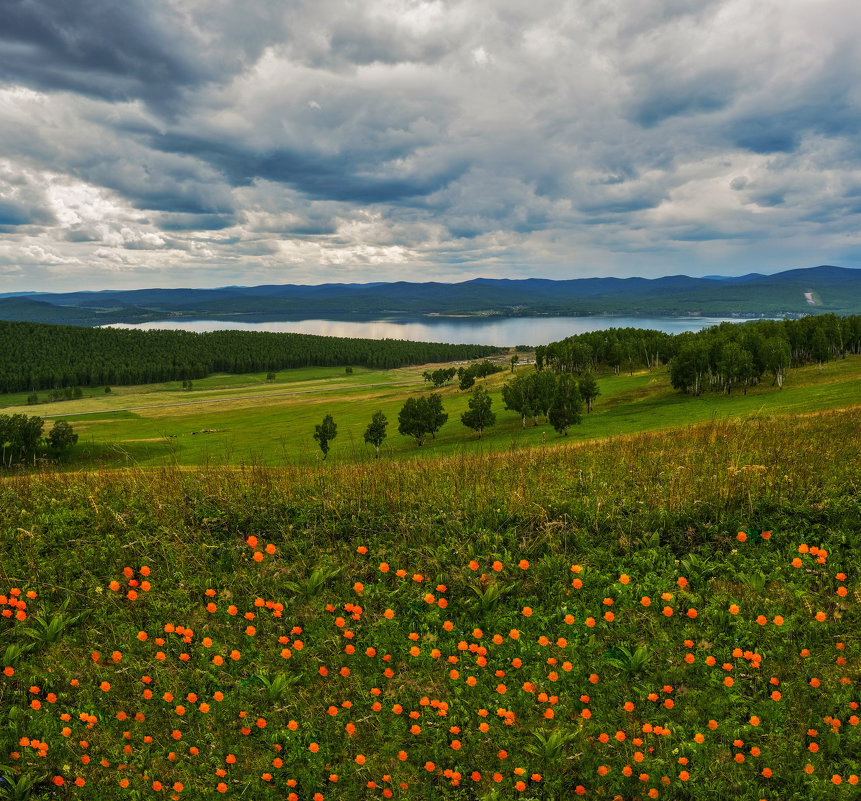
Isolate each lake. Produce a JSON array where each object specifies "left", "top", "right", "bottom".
[{"left": 106, "top": 315, "right": 762, "bottom": 347}]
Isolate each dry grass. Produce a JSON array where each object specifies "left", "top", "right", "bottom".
[{"left": 7, "top": 407, "right": 857, "bottom": 555}]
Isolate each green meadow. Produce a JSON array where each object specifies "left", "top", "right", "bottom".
[
  {"left": 2, "top": 354, "right": 860, "bottom": 469},
  {"left": 2, "top": 337, "right": 860, "bottom": 800},
  {"left": 2, "top": 403, "right": 860, "bottom": 800}
]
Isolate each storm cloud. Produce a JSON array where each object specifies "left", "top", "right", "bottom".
[{"left": 1, "top": 0, "right": 860, "bottom": 290}]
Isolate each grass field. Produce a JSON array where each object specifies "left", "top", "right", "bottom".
[
  {"left": 1, "top": 406, "right": 860, "bottom": 800},
  {"left": 3, "top": 341, "right": 861, "bottom": 800},
  {"left": 2, "top": 354, "right": 860, "bottom": 469}
]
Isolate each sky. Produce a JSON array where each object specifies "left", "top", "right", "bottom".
[{"left": 1, "top": 0, "right": 861, "bottom": 292}]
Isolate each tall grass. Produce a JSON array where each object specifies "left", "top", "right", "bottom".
[
  {"left": 4, "top": 408, "right": 858, "bottom": 567},
  {"left": 1, "top": 408, "right": 859, "bottom": 801}
]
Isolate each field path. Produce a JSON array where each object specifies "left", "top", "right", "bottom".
[{"left": 44, "top": 379, "right": 420, "bottom": 418}]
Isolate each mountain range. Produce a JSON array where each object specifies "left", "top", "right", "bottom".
[{"left": 0, "top": 265, "right": 859, "bottom": 326}]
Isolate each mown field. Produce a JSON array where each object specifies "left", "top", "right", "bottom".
[
  {"left": 2, "top": 353, "right": 860, "bottom": 468},
  {"left": 1, "top": 402, "right": 860, "bottom": 800}
]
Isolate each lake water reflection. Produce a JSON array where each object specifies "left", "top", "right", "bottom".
[{"left": 108, "top": 315, "right": 759, "bottom": 347}]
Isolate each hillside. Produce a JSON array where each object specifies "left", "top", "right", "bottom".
[
  {"left": 1, "top": 321, "right": 859, "bottom": 800},
  {"left": 1, "top": 410, "right": 859, "bottom": 800},
  {"left": 2, "top": 340, "right": 859, "bottom": 470},
  {"left": 2, "top": 265, "right": 860, "bottom": 325}
]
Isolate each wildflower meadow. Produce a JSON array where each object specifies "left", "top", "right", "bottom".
[
  {"left": 3, "top": 529, "right": 859, "bottom": 800},
  {"left": 1, "top": 412, "right": 859, "bottom": 800}
]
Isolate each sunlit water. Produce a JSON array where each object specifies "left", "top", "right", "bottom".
[{"left": 106, "top": 315, "right": 763, "bottom": 347}]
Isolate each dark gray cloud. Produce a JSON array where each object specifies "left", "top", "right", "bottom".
[
  {"left": 156, "top": 213, "right": 236, "bottom": 232},
  {"left": 0, "top": 0, "right": 205, "bottom": 110},
  {"left": 0, "top": 198, "right": 53, "bottom": 227},
  {"left": 0, "top": 0, "right": 859, "bottom": 290},
  {"left": 0, "top": 161, "right": 56, "bottom": 227},
  {"left": 63, "top": 226, "right": 102, "bottom": 242},
  {"left": 630, "top": 71, "right": 738, "bottom": 128},
  {"left": 0, "top": 0, "right": 291, "bottom": 113},
  {"left": 149, "top": 131, "right": 467, "bottom": 204}
]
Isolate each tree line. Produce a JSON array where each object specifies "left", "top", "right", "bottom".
[
  {"left": 422, "top": 360, "right": 505, "bottom": 390},
  {"left": 0, "top": 321, "right": 503, "bottom": 393},
  {"left": 0, "top": 414, "right": 78, "bottom": 467},
  {"left": 313, "top": 368, "right": 600, "bottom": 458},
  {"left": 535, "top": 314, "right": 861, "bottom": 395}
]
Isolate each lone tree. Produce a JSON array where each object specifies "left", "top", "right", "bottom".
[
  {"left": 548, "top": 373, "right": 583, "bottom": 436},
  {"left": 457, "top": 366, "right": 476, "bottom": 391},
  {"left": 398, "top": 397, "right": 429, "bottom": 446},
  {"left": 398, "top": 395, "right": 447, "bottom": 446},
  {"left": 461, "top": 385, "right": 496, "bottom": 439},
  {"left": 313, "top": 414, "right": 337, "bottom": 459},
  {"left": 474, "top": 360, "right": 503, "bottom": 381},
  {"left": 578, "top": 372, "right": 600, "bottom": 413},
  {"left": 425, "top": 393, "right": 448, "bottom": 439},
  {"left": 47, "top": 420, "right": 78, "bottom": 455},
  {"left": 363, "top": 410, "right": 388, "bottom": 457}
]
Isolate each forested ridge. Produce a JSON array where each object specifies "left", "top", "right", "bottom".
[
  {"left": 3, "top": 315, "right": 860, "bottom": 397},
  {"left": 537, "top": 314, "right": 861, "bottom": 394},
  {"left": 4, "top": 265, "right": 860, "bottom": 322},
  {"left": 0, "top": 321, "right": 502, "bottom": 393}
]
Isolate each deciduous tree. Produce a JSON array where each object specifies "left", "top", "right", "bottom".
[
  {"left": 578, "top": 372, "right": 600, "bottom": 412},
  {"left": 47, "top": 420, "right": 78, "bottom": 454},
  {"left": 423, "top": 367, "right": 456, "bottom": 388},
  {"left": 313, "top": 414, "right": 337, "bottom": 459},
  {"left": 363, "top": 411, "right": 388, "bottom": 457},
  {"left": 457, "top": 366, "right": 476, "bottom": 391},
  {"left": 461, "top": 385, "right": 496, "bottom": 439},
  {"left": 548, "top": 373, "right": 583, "bottom": 436},
  {"left": 502, "top": 374, "right": 533, "bottom": 428},
  {"left": 398, "top": 397, "right": 429, "bottom": 446},
  {"left": 527, "top": 370, "right": 556, "bottom": 424},
  {"left": 425, "top": 393, "right": 448, "bottom": 439},
  {"left": 762, "top": 336, "right": 790, "bottom": 388}
]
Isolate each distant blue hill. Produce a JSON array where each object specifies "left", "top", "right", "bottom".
[
  {"left": 2, "top": 265, "right": 859, "bottom": 326},
  {"left": 702, "top": 273, "right": 765, "bottom": 283}
]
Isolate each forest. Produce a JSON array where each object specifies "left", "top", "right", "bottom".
[
  {"left": 2, "top": 315, "right": 859, "bottom": 402},
  {"left": 0, "top": 322, "right": 502, "bottom": 394},
  {"left": 536, "top": 314, "right": 861, "bottom": 394}
]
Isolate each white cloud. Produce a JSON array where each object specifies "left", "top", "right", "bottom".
[{"left": 0, "top": 0, "right": 859, "bottom": 290}]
